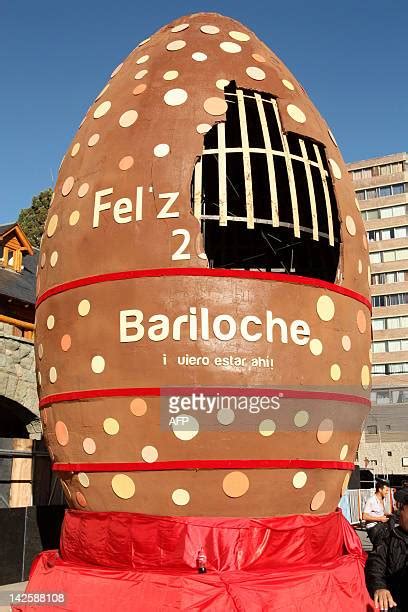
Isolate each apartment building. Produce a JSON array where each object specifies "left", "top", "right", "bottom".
[{"left": 348, "top": 152, "right": 408, "bottom": 476}]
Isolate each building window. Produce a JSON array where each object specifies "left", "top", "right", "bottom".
[
  {"left": 402, "top": 458, "right": 408, "bottom": 467},
  {"left": 372, "top": 363, "right": 408, "bottom": 375},
  {"left": 368, "top": 227, "right": 408, "bottom": 242},
  {"left": 355, "top": 183, "right": 406, "bottom": 200},
  {"left": 372, "top": 293, "right": 408, "bottom": 307},
  {"left": 366, "top": 425, "right": 378, "bottom": 434},
  {"left": 370, "top": 249, "right": 408, "bottom": 264},
  {"left": 387, "top": 451, "right": 392, "bottom": 457},
  {"left": 371, "top": 271, "right": 408, "bottom": 285},
  {"left": 372, "top": 316, "right": 408, "bottom": 330},
  {"left": 371, "top": 389, "right": 408, "bottom": 404}
]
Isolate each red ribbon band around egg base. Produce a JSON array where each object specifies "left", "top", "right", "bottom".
[{"left": 53, "top": 459, "right": 355, "bottom": 472}]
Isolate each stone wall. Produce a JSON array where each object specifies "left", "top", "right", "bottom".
[{"left": 0, "top": 322, "right": 41, "bottom": 438}]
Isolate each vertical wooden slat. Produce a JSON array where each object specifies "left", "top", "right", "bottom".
[
  {"left": 254, "top": 93, "right": 279, "bottom": 227},
  {"left": 193, "top": 158, "right": 202, "bottom": 220},
  {"left": 217, "top": 122, "right": 228, "bottom": 226},
  {"left": 299, "top": 139, "right": 319, "bottom": 242},
  {"left": 313, "top": 144, "right": 334, "bottom": 246},
  {"left": 271, "top": 99, "right": 300, "bottom": 238},
  {"left": 237, "top": 89, "right": 254, "bottom": 229}
]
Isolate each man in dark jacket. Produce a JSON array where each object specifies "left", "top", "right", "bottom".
[{"left": 365, "top": 495, "right": 408, "bottom": 610}]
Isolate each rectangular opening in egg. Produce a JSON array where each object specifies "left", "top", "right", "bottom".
[{"left": 191, "top": 82, "right": 340, "bottom": 282}]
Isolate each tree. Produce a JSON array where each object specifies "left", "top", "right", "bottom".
[{"left": 18, "top": 188, "right": 53, "bottom": 248}]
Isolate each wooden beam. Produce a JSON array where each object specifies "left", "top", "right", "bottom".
[{"left": 0, "top": 314, "right": 35, "bottom": 331}]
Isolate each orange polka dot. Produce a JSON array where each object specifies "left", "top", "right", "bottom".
[
  {"left": 133, "top": 83, "right": 147, "bottom": 95},
  {"left": 357, "top": 310, "right": 367, "bottom": 334},
  {"left": 119, "top": 156, "right": 134, "bottom": 170},
  {"left": 61, "top": 334, "right": 71, "bottom": 351},
  {"left": 130, "top": 398, "right": 147, "bottom": 416},
  {"left": 76, "top": 491, "right": 87, "bottom": 507},
  {"left": 222, "top": 471, "right": 249, "bottom": 497},
  {"left": 55, "top": 421, "right": 69, "bottom": 446},
  {"left": 204, "top": 97, "right": 228, "bottom": 116}
]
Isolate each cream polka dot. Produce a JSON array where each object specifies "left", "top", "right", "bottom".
[
  {"left": 252, "top": 53, "right": 266, "bottom": 63},
  {"left": 163, "top": 70, "right": 179, "bottom": 81},
  {"left": 342, "top": 474, "right": 351, "bottom": 496},
  {"left": 78, "top": 183, "right": 89, "bottom": 198},
  {"left": 171, "top": 23, "right": 189, "bottom": 33},
  {"left": 164, "top": 88, "right": 188, "bottom": 106},
  {"left": 358, "top": 259, "right": 363, "bottom": 274},
  {"left": 166, "top": 40, "right": 186, "bottom": 51},
  {"left": 220, "top": 41, "right": 241, "bottom": 54},
  {"left": 200, "top": 25, "right": 220, "bottom": 35},
  {"left": 246, "top": 66, "right": 266, "bottom": 80},
  {"left": 119, "top": 155, "right": 134, "bottom": 170},
  {"left": 330, "top": 364, "right": 341, "bottom": 381},
  {"left": 141, "top": 445, "right": 158, "bottom": 463},
  {"left": 95, "top": 84, "right": 109, "bottom": 101},
  {"left": 340, "top": 444, "right": 349, "bottom": 461},
  {"left": 119, "top": 110, "right": 138, "bottom": 127},
  {"left": 204, "top": 97, "right": 228, "bottom": 116},
  {"left": 342, "top": 335, "right": 351, "bottom": 352},
  {"left": 282, "top": 79, "right": 295, "bottom": 90},
  {"left": 37, "top": 371, "right": 42, "bottom": 386},
  {"left": 83, "top": 438, "right": 96, "bottom": 455},
  {"left": 316, "top": 295, "right": 335, "bottom": 321},
  {"left": 363, "top": 234, "right": 368, "bottom": 250},
  {"left": 287, "top": 104, "right": 306, "bottom": 123},
  {"left": 196, "top": 123, "right": 212, "bottom": 134},
  {"left": 310, "top": 339, "right": 323, "bottom": 356},
  {"left": 328, "top": 129, "right": 338, "bottom": 147},
  {"left": 136, "top": 54, "right": 149, "bottom": 64},
  {"left": 135, "top": 69, "right": 148, "bottom": 80},
  {"left": 293, "top": 471, "right": 307, "bottom": 489},
  {"left": 62, "top": 176, "right": 74, "bottom": 196},
  {"left": 93, "top": 101, "right": 111, "bottom": 119},
  {"left": 192, "top": 52, "right": 207, "bottom": 62},
  {"left": 88, "top": 133, "right": 100, "bottom": 147},
  {"left": 172, "top": 488, "right": 190, "bottom": 505},
  {"left": 217, "top": 407, "right": 235, "bottom": 425},
  {"left": 71, "top": 143, "right": 80, "bottom": 157},
  {"left": 310, "top": 490, "right": 326, "bottom": 511},
  {"left": 130, "top": 398, "right": 147, "bottom": 416},
  {"left": 49, "top": 367, "right": 57, "bottom": 383},
  {"left": 317, "top": 419, "right": 334, "bottom": 444},
  {"left": 78, "top": 472, "right": 90, "bottom": 488},
  {"left": 133, "top": 84, "right": 147, "bottom": 96},
  {"left": 50, "top": 193, "right": 55, "bottom": 204},
  {"left": 345, "top": 215, "right": 356, "bottom": 236},
  {"left": 103, "top": 417, "right": 119, "bottom": 435},
  {"left": 55, "top": 421, "right": 69, "bottom": 446},
  {"left": 112, "top": 474, "right": 135, "bottom": 499},
  {"left": 61, "top": 481, "right": 71, "bottom": 500},
  {"left": 294, "top": 410, "right": 309, "bottom": 427},
  {"left": 69, "top": 210, "right": 80, "bottom": 226},
  {"left": 78, "top": 299, "right": 91, "bottom": 316},
  {"left": 138, "top": 37, "right": 150, "bottom": 46},
  {"left": 357, "top": 310, "right": 367, "bottom": 334},
  {"left": 47, "top": 315, "right": 55, "bottom": 330},
  {"left": 259, "top": 419, "right": 276, "bottom": 436},
  {"left": 38, "top": 344, "right": 43, "bottom": 359},
  {"left": 361, "top": 365, "right": 370, "bottom": 389},
  {"left": 354, "top": 198, "right": 360, "bottom": 211},
  {"left": 40, "top": 253, "right": 46, "bottom": 268},
  {"left": 91, "top": 355, "right": 105, "bottom": 374},
  {"left": 223, "top": 472, "right": 249, "bottom": 498},
  {"left": 328, "top": 158, "right": 342, "bottom": 180},
  {"left": 216, "top": 79, "right": 230, "bottom": 90},
  {"left": 172, "top": 414, "right": 199, "bottom": 440},
  {"left": 50, "top": 251, "right": 58, "bottom": 267},
  {"left": 110, "top": 63, "right": 123, "bottom": 78},
  {"left": 229, "top": 30, "right": 250, "bottom": 42},
  {"left": 153, "top": 143, "right": 170, "bottom": 158}
]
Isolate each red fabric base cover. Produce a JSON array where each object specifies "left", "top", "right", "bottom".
[{"left": 16, "top": 509, "right": 374, "bottom": 611}]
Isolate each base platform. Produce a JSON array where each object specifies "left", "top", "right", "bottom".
[{"left": 15, "top": 509, "right": 374, "bottom": 611}]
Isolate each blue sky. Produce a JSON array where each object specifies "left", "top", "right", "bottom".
[{"left": 0, "top": 0, "right": 406, "bottom": 223}]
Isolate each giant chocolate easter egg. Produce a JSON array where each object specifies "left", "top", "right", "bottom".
[{"left": 36, "top": 13, "right": 371, "bottom": 516}]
